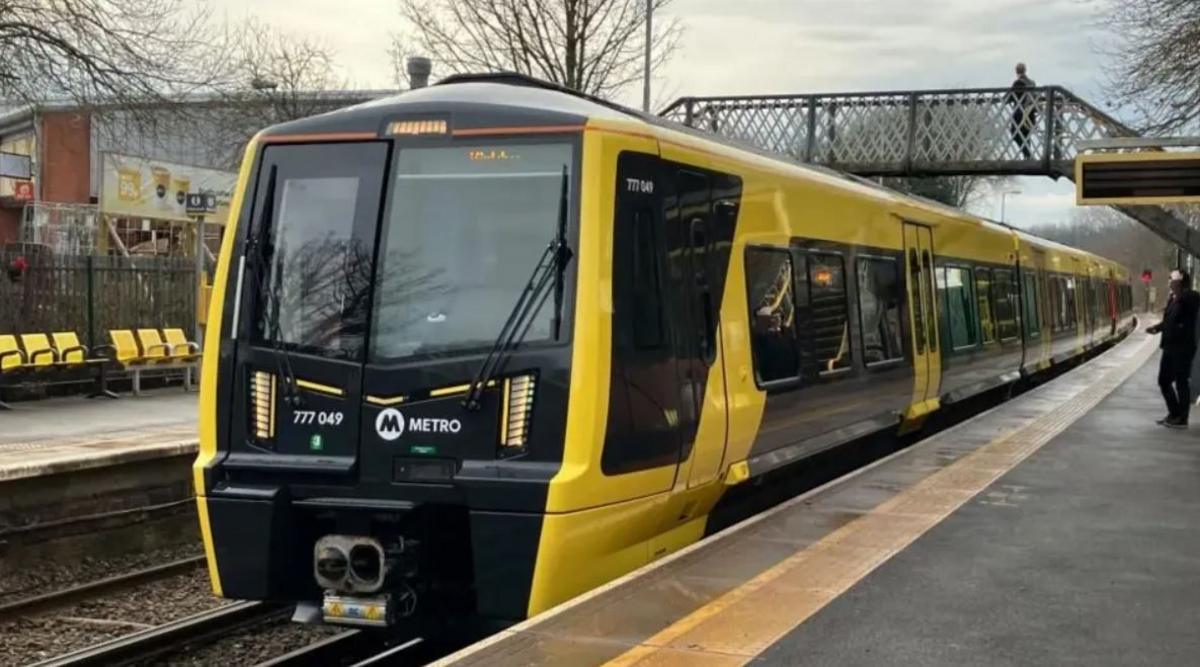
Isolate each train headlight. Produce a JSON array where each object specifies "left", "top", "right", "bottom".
[
  {"left": 500, "top": 373, "right": 536, "bottom": 451},
  {"left": 251, "top": 370, "right": 275, "bottom": 441}
]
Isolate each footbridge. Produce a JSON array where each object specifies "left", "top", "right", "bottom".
[{"left": 659, "top": 86, "right": 1200, "bottom": 256}]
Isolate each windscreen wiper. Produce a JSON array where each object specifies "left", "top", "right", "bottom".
[
  {"left": 551, "top": 165, "right": 570, "bottom": 338},
  {"left": 463, "top": 167, "right": 572, "bottom": 411},
  {"left": 249, "top": 165, "right": 303, "bottom": 408}
]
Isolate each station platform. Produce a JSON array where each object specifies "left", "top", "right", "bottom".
[
  {"left": 438, "top": 330, "right": 1198, "bottom": 666},
  {"left": 0, "top": 390, "right": 197, "bottom": 481}
]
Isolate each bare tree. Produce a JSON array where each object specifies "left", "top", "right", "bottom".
[
  {"left": 1101, "top": 0, "right": 1200, "bottom": 133},
  {"left": 232, "top": 18, "right": 350, "bottom": 122},
  {"left": 392, "top": 0, "right": 682, "bottom": 98},
  {"left": 0, "top": 0, "right": 233, "bottom": 108},
  {"left": 1035, "top": 206, "right": 1176, "bottom": 309},
  {"left": 196, "top": 20, "right": 376, "bottom": 168}
]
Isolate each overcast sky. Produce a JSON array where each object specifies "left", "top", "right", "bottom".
[{"left": 209, "top": 0, "right": 1120, "bottom": 228}]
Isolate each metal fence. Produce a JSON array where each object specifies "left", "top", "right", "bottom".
[
  {"left": 659, "top": 85, "right": 1200, "bottom": 256},
  {"left": 659, "top": 86, "right": 1137, "bottom": 177},
  {"left": 0, "top": 251, "right": 196, "bottom": 349}
]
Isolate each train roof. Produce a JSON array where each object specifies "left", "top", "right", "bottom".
[{"left": 262, "top": 73, "right": 1125, "bottom": 275}]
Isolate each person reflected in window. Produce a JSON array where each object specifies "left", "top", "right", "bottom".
[
  {"left": 1007, "top": 63, "right": 1038, "bottom": 159},
  {"left": 752, "top": 256, "right": 798, "bottom": 382},
  {"left": 1147, "top": 269, "right": 1200, "bottom": 428}
]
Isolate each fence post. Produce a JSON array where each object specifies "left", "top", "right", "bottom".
[
  {"left": 1042, "top": 88, "right": 1057, "bottom": 171},
  {"left": 804, "top": 97, "right": 817, "bottom": 163},
  {"left": 194, "top": 214, "right": 206, "bottom": 346},
  {"left": 85, "top": 255, "right": 96, "bottom": 351},
  {"left": 905, "top": 92, "right": 919, "bottom": 173}
]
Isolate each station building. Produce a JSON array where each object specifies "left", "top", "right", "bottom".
[{"left": 0, "top": 90, "right": 391, "bottom": 255}]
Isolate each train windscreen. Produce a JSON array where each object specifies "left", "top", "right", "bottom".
[{"left": 369, "top": 142, "right": 574, "bottom": 362}]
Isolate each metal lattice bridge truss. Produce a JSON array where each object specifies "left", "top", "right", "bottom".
[{"left": 660, "top": 86, "right": 1200, "bottom": 255}]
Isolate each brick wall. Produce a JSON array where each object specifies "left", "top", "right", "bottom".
[
  {"left": 0, "top": 208, "right": 18, "bottom": 244},
  {"left": 40, "top": 111, "right": 91, "bottom": 203}
]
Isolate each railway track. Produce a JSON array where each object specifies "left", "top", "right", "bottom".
[
  {"left": 0, "top": 555, "right": 206, "bottom": 622},
  {"left": 3, "top": 553, "right": 459, "bottom": 667},
  {"left": 253, "top": 623, "right": 484, "bottom": 666},
  {"left": 253, "top": 629, "right": 470, "bottom": 667},
  {"left": 30, "top": 600, "right": 288, "bottom": 666}
]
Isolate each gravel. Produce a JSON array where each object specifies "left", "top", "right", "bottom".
[
  {"left": 0, "top": 541, "right": 419, "bottom": 667},
  {"left": 0, "top": 568, "right": 226, "bottom": 666},
  {"left": 145, "top": 618, "right": 346, "bottom": 667},
  {"left": 0, "top": 541, "right": 203, "bottom": 606}
]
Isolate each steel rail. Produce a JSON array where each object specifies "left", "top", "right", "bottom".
[
  {"left": 0, "top": 554, "right": 206, "bottom": 621},
  {"left": 253, "top": 629, "right": 364, "bottom": 667},
  {"left": 31, "top": 600, "right": 288, "bottom": 667}
]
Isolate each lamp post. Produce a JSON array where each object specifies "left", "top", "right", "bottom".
[
  {"left": 999, "top": 189, "right": 1021, "bottom": 223},
  {"left": 642, "top": 0, "right": 652, "bottom": 112}
]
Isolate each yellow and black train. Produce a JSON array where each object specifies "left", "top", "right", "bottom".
[{"left": 194, "top": 74, "right": 1136, "bottom": 626}]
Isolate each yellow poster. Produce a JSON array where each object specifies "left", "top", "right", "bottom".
[{"left": 100, "top": 153, "right": 237, "bottom": 224}]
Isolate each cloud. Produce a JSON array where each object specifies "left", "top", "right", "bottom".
[
  {"left": 650, "top": 0, "right": 1110, "bottom": 105},
  {"left": 206, "top": 0, "right": 1113, "bottom": 103}
]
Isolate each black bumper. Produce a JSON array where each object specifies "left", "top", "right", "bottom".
[{"left": 205, "top": 488, "right": 544, "bottom": 620}]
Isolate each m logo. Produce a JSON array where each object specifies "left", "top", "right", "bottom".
[{"left": 375, "top": 408, "right": 405, "bottom": 441}]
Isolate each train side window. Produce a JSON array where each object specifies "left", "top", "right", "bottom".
[
  {"left": 1062, "top": 277, "right": 1073, "bottom": 327},
  {"left": 908, "top": 249, "right": 926, "bottom": 355},
  {"left": 1049, "top": 277, "right": 1063, "bottom": 332},
  {"left": 1059, "top": 277, "right": 1069, "bottom": 330},
  {"left": 857, "top": 256, "right": 904, "bottom": 365},
  {"left": 746, "top": 247, "right": 800, "bottom": 385},
  {"left": 1023, "top": 270, "right": 1041, "bottom": 338},
  {"left": 1084, "top": 278, "right": 1094, "bottom": 326},
  {"left": 1065, "top": 277, "right": 1077, "bottom": 327},
  {"left": 631, "top": 209, "right": 665, "bottom": 348},
  {"left": 922, "top": 250, "right": 938, "bottom": 354},
  {"left": 810, "top": 253, "right": 852, "bottom": 373},
  {"left": 941, "top": 266, "right": 978, "bottom": 350},
  {"left": 975, "top": 268, "right": 996, "bottom": 344},
  {"left": 993, "top": 268, "right": 1018, "bottom": 341}
]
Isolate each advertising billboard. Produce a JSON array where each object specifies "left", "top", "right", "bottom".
[{"left": 100, "top": 153, "right": 237, "bottom": 224}]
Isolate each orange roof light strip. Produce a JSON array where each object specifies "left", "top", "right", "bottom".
[{"left": 388, "top": 119, "right": 449, "bottom": 135}]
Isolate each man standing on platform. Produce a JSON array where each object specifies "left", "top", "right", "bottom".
[{"left": 1147, "top": 269, "right": 1200, "bottom": 428}]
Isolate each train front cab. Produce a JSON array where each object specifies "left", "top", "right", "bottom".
[
  {"left": 193, "top": 104, "right": 609, "bottom": 625},
  {"left": 193, "top": 100, "right": 776, "bottom": 627}
]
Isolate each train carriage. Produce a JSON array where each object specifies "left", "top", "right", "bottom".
[{"left": 194, "top": 74, "right": 1135, "bottom": 627}]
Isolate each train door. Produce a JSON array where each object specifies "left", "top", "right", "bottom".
[
  {"left": 602, "top": 150, "right": 687, "bottom": 486},
  {"left": 1107, "top": 270, "right": 1118, "bottom": 335},
  {"left": 667, "top": 169, "right": 731, "bottom": 488},
  {"left": 1080, "top": 255, "right": 1089, "bottom": 340},
  {"left": 602, "top": 157, "right": 734, "bottom": 490},
  {"left": 902, "top": 221, "right": 941, "bottom": 417}
]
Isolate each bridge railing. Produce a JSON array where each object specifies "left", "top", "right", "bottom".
[{"left": 660, "top": 87, "right": 1137, "bottom": 177}]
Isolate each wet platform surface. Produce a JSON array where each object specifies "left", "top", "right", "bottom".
[
  {"left": 0, "top": 390, "right": 196, "bottom": 480},
  {"left": 438, "top": 331, "right": 1193, "bottom": 666}
]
